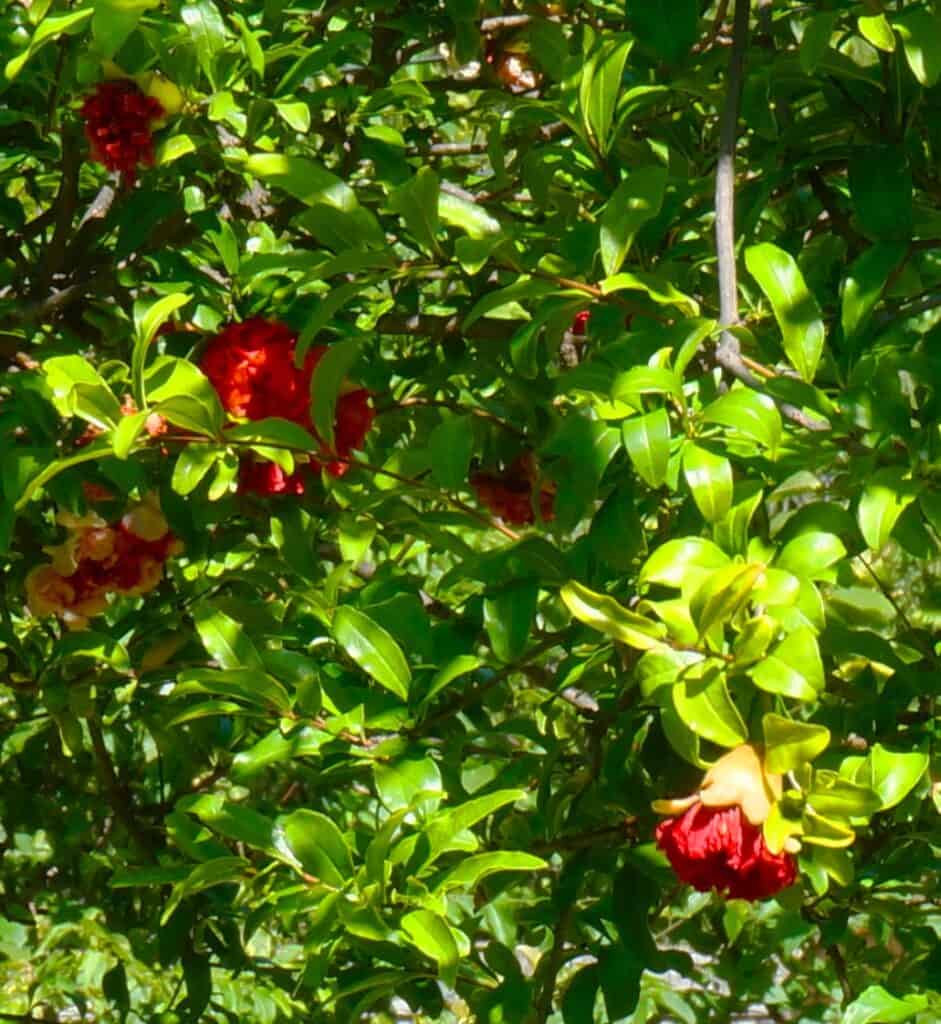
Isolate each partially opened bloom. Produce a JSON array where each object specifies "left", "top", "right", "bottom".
[
  {"left": 653, "top": 745, "right": 798, "bottom": 902},
  {"left": 26, "top": 496, "right": 180, "bottom": 629},
  {"left": 471, "top": 452, "right": 555, "bottom": 525},
  {"left": 80, "top": 79, "right": 165, "bottom": 180}
]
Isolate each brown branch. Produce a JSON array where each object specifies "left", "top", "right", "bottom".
[
  {"left": 826, "top": 943, "right": 853, "bottom": 1007},
  {"left": 529, "top": 903, "right": 575, "bottom": 1024},
  {"left": 411, "top": 631, "right": 571, "bottom": 736},
  {"left": 41, "top": 123, "right": 83, "bottom": 287},
  {"left": 531, "top": 819, "right": 637, "bottom": 854},
  {"left": 375, "top": 312, "right": 515, "bottom": 342},
  {"left": 88, "top": 718, "right": 156, "bottom": 861},
  {"left": 712, "top": 1, "right": 829, "bottom": 433},
  {"left": 380, "top": 395, "right": 526, "bottom": 438},
  {"left": 480, "top": 14, "right": 532, "bottom": 32}
]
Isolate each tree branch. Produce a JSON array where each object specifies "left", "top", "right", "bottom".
[
  {"left": 88, "top": 718, "right": 156, "bottom": 861},
  {"left": 712, "top": 0, "right": 830, "bottom": 433},
  {"left": 529, "top": 902, "right": 575, "bottom": 1024}
]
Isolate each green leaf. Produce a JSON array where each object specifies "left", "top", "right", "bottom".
[
  {"left": 702, "top": 389, "right": 782, "bottom": 453},
  {"left": 225, "top": 418, "right": 317, "bottom": 452},
  {"left": 808, "top": 770, "right": 882, "bottom": 818},
  {"left": 161, "top": 856, "right": 247, "bottom": 925},
  {"left": 683, "top": 444, "right": 733, "bottom": 524},
  {"left": 171, "top": 444, "right": 219, "bottom": 496},
  {"left": 672, "top": 664, "right": 747, "bottom": 747},
  {"left": 296, "top": 283, "right": 367, "bottom": 363},
  {"left": 732, "top": 615, "right": 777, "bottom": 666},
  {"left": 435, "top": 851, "right": 546, "bottom": 893},
  {"left": 750, "top": 627, "right": 824, "bottom": 702},
  {"left": 422, "top": 789, "right": 524, "bottom": 864},
  {"left": 401, "top": 910, "right": 459, "bottom": 985},
  {"left": 775, "top": 532, "right": 846, "bottom": 580},
  {"left": 841, "top": 244, "right": 908, "bottom": 344},
  {"left": 231, "top": 11, "right": 264, "bottom": 76},
  {"left": 800, "top": 12, "right": 838, "bottom": 74},
  {"left": 44, "top": 355, "right": 122, "bottom": 428},
  {"left": 858, "top": 467, "right": 920, "bottom": 550},
  {"left": 612, "top": 366, "right": 683, "bottom": 405},
  {"left": 174, "top": 667, "right": 292, "bottom": 713},
  {"left": 132, "top": 292, "right": 191, "bottom": 405},
  {"left": 848, "top": 146, "right": 913, "bottom": 242},
  {"left": 273, "top": 810, "right": 353, "bottom": 886},
  {"left": 6, "top": 8, "right": 94, "bottom": 79},
  {"left": 181, "top": 0, "right": 228, "bottom": 88},
  {"left": 374, "top": 757, "right": 443, "bottom": 815},
  {"left": 640, "top": 538, "right": 730, "bottom": 588},
  {"left": 622, "top": 409, "right": 670, "bottom": 488},
  {"left": 843, "top": 986, "right": 928, "bottom": 1024},
  {"left": 333, "top": 606, "right": 411, "bottom": 700},
  {"left": 745, "top": 243, "right": 826, "bottom": 382},
  {"left": 484, "top": 582, "right": 538, "bottom": 663},
  {"left": 192, "top": 604, "right": 264, "bottom": 671},
  {"left": 629, "top": 0, "right": 698, "bottom": 65},
  {"left": 428, "top": 415, "right": 474, "bottom": 491},
  {"left": 895, "top": 9, "right": 941, "bottom": 87},
  {"left": 146, "top": 358, "right": 224, "bottom": 437},
  {"left": 600, "top": 270, "right": 700, "bottom": 316},
  {"left": 239, "top": 153, "right": 358, "bottom": 211},
  {"left": 155, "top": 134, "right": 197, "bottom": 165},
  {"left": 439, "top": 191, "right": 501, "bottom": 239},
  {"left": 867, "top": 744, "right": 928, "bottom": 810},
  {"left": 389, "top": 167, "right": 441, "bottom": 256},
  {"left": 579, "top": 35, "right": 633, "bottom": 153},
  {"left": 763, "top": 714, "right": 830, "bottom": 773},
  {"left": 858, "top": 14, "right": 896, "bottom": 53},
  {"left": 423, "top": 654, "right": 484, "bottom": 705},
  {"left": 689, "top": 563, "right": 766, "bottom": 639},
  {"left": 109, "top": 411, "right": 145, "bottom": 460},
  {"left": 599, "top": 166, "right": 667, "bottom": 276},
  {"left": 560, "top": 581, "right": 666, "bottom": 650},
  {"left": 308, "top": 338, "right": 361, "bottom": 450},
  {"left": 230, "top": 726, "right": 330, "bottom": 780}
]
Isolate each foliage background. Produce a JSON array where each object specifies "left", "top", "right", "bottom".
[{"left": 1, "top": 0, "right": 940, "bottom": 1021}]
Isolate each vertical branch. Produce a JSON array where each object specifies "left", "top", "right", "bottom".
[
  {"left": 714, "top": 0, "right": 751, "bottom": 359},
  {"left": 89, "top": 718, "right": 156, "bottom": 861},
  {"left": 712, "top": 1, "right": 830, "bottom": 433}
]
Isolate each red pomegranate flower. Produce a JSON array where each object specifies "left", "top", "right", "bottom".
[
  {"left": 656, "top": 803, "right": 797, "bottom": 901},
  {"left": 201, "top": 319, "right": 375, "bottom": 492},
  {"left": 471, "top": 453, "right": 555, "bottom": 525},
  {"left": 238, "top": 459, "right": 310, "bottom": 497},
  {"left": 653, "top": 745, "right": 798, "bottom": 902},
  {"left": 201, "top": 318, "right": 312, "bottom": 425},
  {"left": 80, "top": 80, "right": 165, "bottom": 180}
]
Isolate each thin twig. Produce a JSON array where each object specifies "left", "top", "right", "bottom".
[
  {"left": 381, "top": 395, "right": 526, "bottom": 438},
  {"left": 826, "top": 943, "right": 854, "bottom": 1006}
]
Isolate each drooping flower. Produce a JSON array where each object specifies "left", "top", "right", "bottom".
[
  {"left": 471, "top": 453, "right": 555, "bottom": 525},
  {"left": 80, "top": 79, "right": 165, "bottom": 180},
  {"left": 653, "top": 745, "right": 798, "bottom": 902}
]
